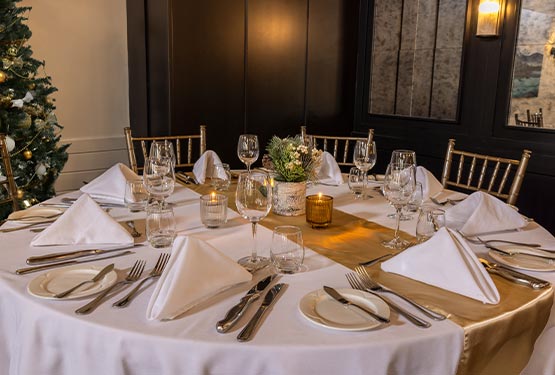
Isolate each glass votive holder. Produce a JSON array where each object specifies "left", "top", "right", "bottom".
[
  {"left": 306, "top": 194, "right": 333, "bottom": 228},
  {"left": 200, "top": 193, "right": 228, "bottom": 228},
  {"left": 146, "top": 202, "right": 176, "bottom": 248}
]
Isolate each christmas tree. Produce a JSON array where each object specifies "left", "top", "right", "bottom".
[{"left": 0, "top": 0, "right": 68, "bottom": 219}]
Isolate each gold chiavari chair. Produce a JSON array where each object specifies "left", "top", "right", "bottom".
[
  {"left": 124, "top": 125, "right": 207, "bottom": 173},
  {"left": 441, "top": 138, "right": 531, "bottom": 206},
  {"left": 0, "top": 134, "right": 19, "bottom": 213},
  {"left": 300, "top": 126, "right": 374, "bottom": 168},
  {"left": 515, "top": 108, "right": 543, "bottom": 127}
]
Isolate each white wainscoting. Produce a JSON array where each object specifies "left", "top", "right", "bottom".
[{"left": 55, "top": 136, "right": 129, "bottom": 194}]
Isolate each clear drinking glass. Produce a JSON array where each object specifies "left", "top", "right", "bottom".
[
  {"left": 211, "top": 163, "right": 231, "bottom": 191},
  {"left": 237, "top": 134, "right": 259, "bottom": 173},
  {"left": 124, "top": 180, "right": 149, "bottom": 212},
  {"left": 382, "top": 162, "right": 416, "bottom": 250},
  {"left": 235, "top": 171, "right": 272, "bottom": 271},
  {"left": 146, "top": 202, "right": 176, "bottom": 248},
  {"left": 270, "top": 225, "right": 304, "bottom": 274},
  {"left": 348, "top": 167, "right": 365, "bottom": 199},
  {"left": 390, "top": 149, "right": 417, "bottom": 168},
  {"left": 143, "top": 156, "right": 175, "bottom": 202},
  {"left": 150, "top": 140, "right": 176, "bottom": 166},
  {"left": 353, "top": 140, "right": 377, "bottom": 199},
  {"left": 404, "top": 181, "right": 423, "bottom": 219},
  {"left": 416, "top": 206, "right": 446, "bottom": 243}
]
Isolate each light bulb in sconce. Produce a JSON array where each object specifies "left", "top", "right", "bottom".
[{"left": 476, "top": 0, "right": 501, "bottom": 37}]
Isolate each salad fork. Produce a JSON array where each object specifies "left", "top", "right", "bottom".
[
  {"left": 354, "top": 265, "right": 446, "bottom": 321},
  {"left": 346, "top": 273, "right": 430, "bottom": 328},
  {"left": 75, "top": 260, "right": 145, "bottom": 315},
  {"left": 112, "top": 253, "right": 170, "bottom": 308}
]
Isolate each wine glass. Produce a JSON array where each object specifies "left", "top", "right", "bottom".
[
  {"left": 382, "top": 162, "right": 416, "bottom": 250},
  {"left": 353, "top": 140, "right": 377, "bottom": 199},
  {"left": 237, "top": 134, "right": 259, "bottom": 173},
  {"left": 150, "top": 140, "right": 176, "bottom": 167},
  {"left": 235, "top": 171, "right": 272, "bottom": 271},
  {"left": 390, "top": 149, "right": 416, "bottom": 168},
  {"left": 143, "top": 156, "right": 175, "bottom": 203}
]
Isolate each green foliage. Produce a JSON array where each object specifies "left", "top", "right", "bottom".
[
  {"left": 266, "top": 136, "right": 322, "bottom": 183},
  {"left": 0, "top": 0, "right": 68, "bottom": 219}
]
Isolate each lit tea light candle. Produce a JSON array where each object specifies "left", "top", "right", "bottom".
[
  {"left": 200, "top": 193, "right": 228, "bottom": 228},
  {"left": 306, "top": 193, "right": 333, "bottom": 228}
]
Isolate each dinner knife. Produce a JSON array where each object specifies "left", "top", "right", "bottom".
[
  {"left": 26, "top": 244, "right": 143, "bottom": 265},
  {"left": 217, "top": 274, "right": 276, "bottom": 333},
  {"left": 237, "top": 283, "right": 286, "bottom": 342},
  {"left": 15, "top": 250, "right": 135, "bottom": 275},
  {"left": 487, "top": 245, "right": 555, "bottom": 261},
  {"left": 323, "top": 286, "right": 390, "bottom": 323},
  {"left": 479, "top": 258, "right": 550, "bottom": 289}
]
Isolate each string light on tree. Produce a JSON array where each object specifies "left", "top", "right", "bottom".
[{"left": 0, "top": 70, "right": 7, "bottom": 83}]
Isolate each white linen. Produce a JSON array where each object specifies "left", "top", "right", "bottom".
[
  {"left": 192, "top": 150, "right": 224, "bottom": 184},
  {"left": 30, "top": 194, "right": 134, "bottom": 246},
  {"left": 317, "top": 151, "right": 343, "bottom": 185},
  {"left": 445, "top": 191, "right": 528, "bottom": 235},
  {"left": 147, "top": 236, "right": 252, "bottom": 320},
  {"left": 381, "top": 227, "right": 500, "bottom": 304},
  {"left": 416, "top": 166, "right": 443, "bottom": 200},
  {"left": 80, "top": 163, "right": 139, "bottom": 204}
]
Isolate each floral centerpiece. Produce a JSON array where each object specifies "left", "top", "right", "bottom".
[{"left": 266, "top": 136, "right": 322, "bottom": 216}]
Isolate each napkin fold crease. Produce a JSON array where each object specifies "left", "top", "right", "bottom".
[{"left": 193, "top": 150, "right": 224, "bottom": 184}]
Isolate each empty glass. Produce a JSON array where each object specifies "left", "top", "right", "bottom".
[
  {"left": 348, "top": 167, "right": 365, "bottom": 199},
  {"left": 416, "top": 206, "right": 446, "bottom": 243},
  {"left": 353, "top": 140, "right": 377, "bottom": 199},
  {"left": 124, "top": 180, "right": 148, "bottom": 212},
  {"left": 237, "top": 134, "right": 259, "bottom": 173},
  {"left": 146, "top": 203, "right": 176, "bottom": 248},
  {"left": 150, "top": 140, "right": 176, "bottom": 166},
  {"left": 404, "top": 181, "right": 423, "bottom": 219},
  {"left": 390, "top": 149, "right": 416, "bottom": 168},
  {"left": 270, "top": 225, "right": 304, "bottom": 274},
  {"left": 143, "top": 156, "right": 175, "bottom": 202},
  {"left": 211, "top": 163, "right": 231, "bottom": 191}
]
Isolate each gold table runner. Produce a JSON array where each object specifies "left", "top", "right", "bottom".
[{"left": 187, "top": 182, "right": 553, "bottom": 374}]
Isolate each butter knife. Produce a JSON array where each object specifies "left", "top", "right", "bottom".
[
  {"left": 237, "top": 283, "right": 286, "bottom": 342},
  {"left": 323, "top": 286, "right": 389, "bottom": 323},
  {"left": 26, "top": 244, "right": 143, "bottom": 265},
  {"left": 15, "top": 250, "right": 135, "bottom": 275},
  {"left": 217, "top": 274, "right": 276, "bottom": 333}
]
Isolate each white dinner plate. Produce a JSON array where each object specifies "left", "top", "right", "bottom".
[
  {"left": 299, "top": 288, "right": 390, "bottom": 331},
  {"left": 8, "top": 207, "right": 64, "bottom": 223},
  {"left": 27, "top": 264, "right": 118, "bottom": 300},
  {"left": 489, "top": 247, "right": 555, "bottom": 272}
]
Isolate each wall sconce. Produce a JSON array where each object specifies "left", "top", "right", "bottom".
[{"left": 476, "top": 0, "right": 501, "bottom": 37}]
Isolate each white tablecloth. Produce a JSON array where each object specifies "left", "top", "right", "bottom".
[{"left": 0, "top": 183, "right": 553, "bottom": 374}]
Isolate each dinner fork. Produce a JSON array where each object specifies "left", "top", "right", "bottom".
[
  {"left": 346, "top": 273, "right": 431, "bottom": 328},
  {"left": 430, "top": 197, "right": 464, "bottom": 206},
  {"left": 456, "top": 230, "right": 543, "bottom": 249},
  {"left": 75, "top": 260, "right": 145, "bottom": 315},
  {"left": 112, "top": 253, "right": 170, "bottom": 308},
  {"left": 354, "top": 266, "right": 446, "bottom": 321}
]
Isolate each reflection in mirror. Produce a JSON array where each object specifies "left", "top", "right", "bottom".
[
  {"left": 509, "top": 1, "right": 555, "bottom": 129},
  {"left": 368, "top": 0, "right": 466, "bottom": 120}
]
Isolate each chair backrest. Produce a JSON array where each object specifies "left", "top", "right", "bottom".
[
  {"left": 0, "top": 134, "right": 19, "bottom": 213},
  {"left": 300, "top": 126, "right": 375, "bottom": 167},
  {"left": 441, "top": 138, "right": 531, "bottom": 206},
  {"left": 124, "top": 125, "right": 207, "bottom": 173},
  {"left": 515, "top": 108, "right": 543, "bottom": 127}
]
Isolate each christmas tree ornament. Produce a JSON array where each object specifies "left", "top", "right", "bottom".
[
  {"left": 5, "top": 135, "right": 15, "bottom": 152},
  {"left": 16, "top": 189, "right": 24, "bottom": 199},
  {"left": 23, "top": 150, "right": 32, "bottom": 160},
  {"left": 35, "top": 163, "right": 47, "bottom": 176},
  {"left": 2, "top": 58, "right": 13, "bottom": 70},
  {"left": 6, "top": 88, "right": 15, "bottom": 98},
  {"left": 28, "top": 82, "right": 36, "bottom": 90},
  {"left": 7, "top": 46, "right": 18, "bottom": 56},
  {"left": 0, "top": 71, "right": 7, "bottom": 83},
  {"left": 19, "top": 113, "right": 32, "bottom": 128}
]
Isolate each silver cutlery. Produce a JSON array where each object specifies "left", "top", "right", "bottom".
[
  {"left": 0, "top": 219, "right": 56, "bottom": 233},
  {"left": 457, "top": 231, "right": 543, "bottom": 248},
  {"left": 61, "top": 197, "right": 126, "bottom": 208},
  {"left": 126, "top": 221, "right": 141, "bottom": 237},
  {"left": 323, "top": 285, "right": 389, "bottom": 323},
  {"left": 54, "top": 263, "right": 115, "bottom": 298},
  {"left": 112, "top": 253, "right": 170, "bottom": 308},
  {"left": 486, "top": 245, "right": 555, "bottom": 262},
  {"left": 9, "top": 213, "right": 62, "bottom": 222},
  {"left": 354, "top": 265, "right": 447, "bottom": 321},
  {"left": 358, "top": 253, "right": 394, "bottom": 267},
  {"left": 346, "top": 273, "right": 431, "bottom": 328},
  {"left": 217, "top": 274, "right": 276, "bottom": 333},
  {"left": 75, "top": 260, "right": 145, "bottom": 315},
  {"left": 26, "top": 244, "right": 143, "bottom": 265},
  {"left": 479, "top": 258, "right": 549, "bottom": 289},
  {"left": 237, "top": 283, "right": 286, "bottom": 342},
  {"left": 16, "top": 250, "right": 135, "bottom": 275},
  {"left": 430, "top": 196, "right": 465, "bottom": 206}
]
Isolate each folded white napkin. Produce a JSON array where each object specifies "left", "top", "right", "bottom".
[
  {"left": 80, "top": 163, "right": 139, "bottom": 204},
  {"left": 193, "top": 150, "right": 224, "bottom": 184},
  {"left": 317, "top": 151, "right": 343, "bottom": 185},
  {"left": 31, "top": 194, "right": 134, "bottom": 246},
  {"left": 381, "top": 227, "right": 499, "bottom": 304},
  {"left": 416, "top": 166, "right": 443, "bottom": 200},
  {"left": 147, "top": 236, "right": 252, "bottom": 320},
  {"left": 445, "top": 191, "right": 528, "bottom": 236}
]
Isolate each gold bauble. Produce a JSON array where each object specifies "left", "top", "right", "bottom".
[
  {"left": 23, "top": 150, "right": 32, "bottom": 160},
  {"left": 0, "top": 71, "right": 7, "bottom": 83},
  {"left": 7, "top": 46, "right": 17, "bottom": 56},
  {"left": 16, "top": 189, "right": 24, "bottom": 199},
  {"left": 28, "top": 82, "right": 36, "bottom": 90},
  {"left": 20, "top": 113, "right": 32, "bottom": 128}
]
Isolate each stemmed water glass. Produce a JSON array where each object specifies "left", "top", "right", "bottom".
[
  {"left": 235, "top": 171, "right": 272, "bottom": 271},
  {"left": 353, "top": 140, "right": 377, "bottom": 199},
  {"left": 150, "top": 140, "right": 176, "bottom": 167},
  {"left": 387, "top": 149, "right": 416, "bottom": 220},
  {"left": 237, "top": 134, "right": 259, "bottom": 173},
  {"left": 382, "top": 162, "right": 416, "bottom": 250},
  {"left": 143, "top": 156, "right": 175, "bottom": 204}
]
